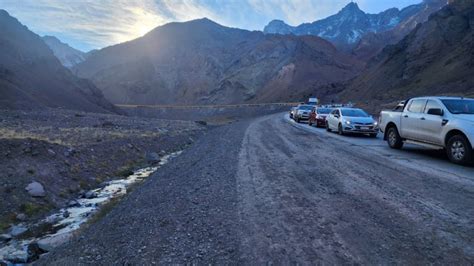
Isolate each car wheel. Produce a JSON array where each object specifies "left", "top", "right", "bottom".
[
  {"left": 326, "top": 122, "right": 331, "bottom": 132},
  {"left": 338, "top": 123, "right": 345, "bottom": 135},
  {"left": 446, "top": 135, "right": 473, "bottom": 165},
  {"left": 387, "top": 126, "right": 403, "bottom": 149}
]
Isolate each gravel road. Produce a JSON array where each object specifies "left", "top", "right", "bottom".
[{"left": 39, "top": 113, "right": 474, "bottom": 264}]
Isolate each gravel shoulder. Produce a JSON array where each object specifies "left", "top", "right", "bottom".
[
  {"left": 38, "top": 119, "right": 251, "bottom": 264},
  {"left": 38, "top": 113, "right": 474, "bottom": 264}
]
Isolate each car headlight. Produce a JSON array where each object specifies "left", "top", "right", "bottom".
[
  {"left": 373, "top": 121, "right": 378, "bottom": 126},
  {"left": 345, "top": 120, "right": 351, "bottom": 125}
]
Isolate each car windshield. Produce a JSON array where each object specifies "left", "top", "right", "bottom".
[
  {"left": 298, "top": 105, "right": 312, "bottom": 110},
  {"left": 317, "top": 108, "right": 332, "bottom": 114},
  {"left": 441, "top": 99, "right": 474, "bottom": 114},
  {"left": 341, "top": 109, "right": 369, "bottom": 117}
]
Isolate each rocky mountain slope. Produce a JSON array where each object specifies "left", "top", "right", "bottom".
[
  {"left": 0, "top": 10, "right": 115, "bottom": 113},
  {"left": 353, "top": 0, "right": 447, "bottom": 60},
  {"left": 263, "top": 2, "right": 423, "bottom": 50},
  {"left": 337, "top": 0, "right": 474, "bottom": 109},
  {"left": 74, "top": 18, "right": 363, "bottom": 106},
  {"left": 42, "top": 36, "right": 86, "bottom": 68}
]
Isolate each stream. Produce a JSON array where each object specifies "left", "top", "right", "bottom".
[{"left": 0, "top": 151, "right": 182, "bottom": 265}]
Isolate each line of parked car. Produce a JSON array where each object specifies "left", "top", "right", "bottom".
[
  {"left": 290, "top": 104, "right": 379, "bottom": 137},
  {"left": 289, "top": 96, "right": 474, "bottom": 165}
]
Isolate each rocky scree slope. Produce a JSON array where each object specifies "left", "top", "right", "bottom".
[
  {"left": 73, "top": 18, "right": 363, "bottom": 106},
  {"left": 42, "top": 36, "right": 87, "bottom": 68},
  {"left": 0, "top": 10, "right": 115, "bottom": 113}
]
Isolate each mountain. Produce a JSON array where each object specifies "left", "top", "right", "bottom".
[
  {"left": 73, "top": 18, "right": 363, "bottom": 105},
  {"left": 42, "top": 35, "right": 86, "bottom": 68},
  {"left": 263, "top": 2, "right": 422, "bottom": 50},
  {"left": 336, "top": 0, "right": 474, "bottom": 110},
  {"left": 353, "top": 0, "right": 447, "bottom": 60},
  {"left": 0, "top": 10, "right": 116, "bottom": 112}
]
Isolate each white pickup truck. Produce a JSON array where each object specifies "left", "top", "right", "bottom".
[{"left": 379, "top": 96, "right": 474, "bottom": 164}]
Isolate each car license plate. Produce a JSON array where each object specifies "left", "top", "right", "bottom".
[{"left": 361, "top": 126, "right": 369, "bottom": 130}]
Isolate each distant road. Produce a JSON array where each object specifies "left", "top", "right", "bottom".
[
  {"left": 41, "top": 113, "right": 474, "bottom": 265},
  {"left": 115, "top": 102, "right": 300, "bottom": 109}
]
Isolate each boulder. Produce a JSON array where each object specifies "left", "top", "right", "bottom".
[
  {"left": 146, "top": 152, "right": 161, "bottom": 164},
  {"left": 84, "top": 191, "right": 98, "bottom": 199},
  {"left": 25, "top": 181, "right": 45, "bottom": 197},
  {"left": 64, "top": 148, "right": 76, "bottom": 157},
  {"left": 0, "top": 234, "right": 12, "bottom": 242},
  {"left": 36, "top": 232, "right": 72, "bottom": 251},
  {"left": 27, "top": 243, "right": 45, "bottom": 261},
  {"left": 9, "top": 225, "right": 28, "bottom": 237},
  {"left": 16, "top": 213, "right": 27, "bottom": 221},
  {"left": 67, "top": 200, "right": 81, "bottom": 207}
]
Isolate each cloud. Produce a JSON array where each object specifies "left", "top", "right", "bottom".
[{"left": 0, "top": 0, "right": 422, "bottom": 51}]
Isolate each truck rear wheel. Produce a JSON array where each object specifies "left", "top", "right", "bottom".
[
  {"left": 387, "top": 127, "right": 403, "bottom": 149},
  {"left": 447, "top": 135, "right": 473, "bottom": 165}
]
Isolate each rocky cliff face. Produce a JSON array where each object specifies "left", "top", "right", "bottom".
[
  {"left": 338, "top": 0, "right": 474, "bottom": 109},
  {"left": 263, "top": 2, "right": 422, "bottom": 50},
  {"left": 42, "top": 36, "right": 86, "bottom": 68},
  {"left": 74, "top": 18, "right": 363, "bottom": 105},
  {"left": 0, "top": 10, "right": 116, "bottom": 113},
  {"left": 353, "top": 0, "right": 447, "bottom": 60}
]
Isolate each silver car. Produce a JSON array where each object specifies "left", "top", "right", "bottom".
[
  {"left": 289, "top": 107, "right": 297, "bottom": 119},
  {"left": 326, "top": 108, "right": 379, "bottom": 137},
  {"left": 293, "top": 105, "right": 313, "bottom": 123}
]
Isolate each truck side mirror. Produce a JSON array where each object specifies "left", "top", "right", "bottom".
[{"left": 427, "top": 108, "right": 443, "bottom": 116}]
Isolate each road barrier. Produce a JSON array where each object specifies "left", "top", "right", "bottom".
[{"left": 115, "top": 102, "right": 300, "bottom": 109}]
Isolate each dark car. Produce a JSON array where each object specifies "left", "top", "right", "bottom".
[{"left": 309, "top": 107, "right": 332, "bottom": 127}]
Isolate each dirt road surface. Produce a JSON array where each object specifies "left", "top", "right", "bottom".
[{"left": 40, "top": 113, "right": 474, "bottom": 264}]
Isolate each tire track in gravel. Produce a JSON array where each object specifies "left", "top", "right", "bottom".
[{"left": 236, "top": 113, "right": 474, "bottom": 264}]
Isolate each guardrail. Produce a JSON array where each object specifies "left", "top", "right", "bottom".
[{"left": 115, "top": 102, "right": 300, "bottom": 109}]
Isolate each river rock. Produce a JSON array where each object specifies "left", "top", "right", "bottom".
[
  {"left": 16, "top": 213, "right": 27, "bottom": 221},
  {"left": 0, "top": 234, "right": 12, "bottom": 242},
  {"left": 146, "top": 152, "right": 161, "bottom": 164},
  {"left": 37, "top": 232, "right": 72, "bottom": 251},
  {"left": 67, "top": 200, "right": 81, "bottom": 207},
  {"left": 27, "top": 243, "right": 45, "bottom": 261},
  {"left": 64, "top": 148, "right": 75, "bottom": 157},
  {"left": 4, "top": 249, "right": 28, "bottom": 263},
  {"left": 25, "top": 181, "right": 46, "bottom": 197},
  {"left": 84, "top": 191, "right": 98, "bottom": 199},
  {"left": 9, "top": 225, "right": 28, "bottom": 237}
]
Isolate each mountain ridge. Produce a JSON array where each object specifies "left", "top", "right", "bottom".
[
  {"left": 42, "top": 35, "right": 87, "bottom": 68},
  {"left": 0, "top": 9, "right": 116, "bottom": 113},
  {"left": 73, "top": 18, "right": 363, "bottom": 105},
  {"left": 263, "top": 2, "right": 436, "bottom": 50},
  {"left": 334, "top": 0, "right": 474, "bottom": 111}
]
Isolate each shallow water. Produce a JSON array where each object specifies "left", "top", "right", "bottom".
[{"left": 0, "top": 151, "right": 182, "bottom": 265}]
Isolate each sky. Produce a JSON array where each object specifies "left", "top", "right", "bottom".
[{"left": 1, "top": 0, "right": 422, "bottom": 52}]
